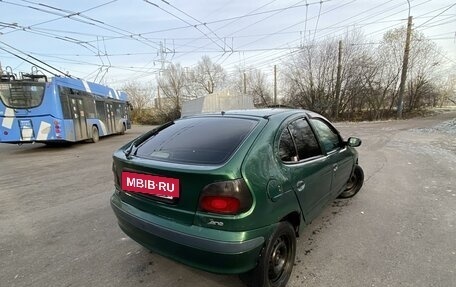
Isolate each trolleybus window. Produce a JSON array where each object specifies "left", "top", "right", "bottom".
[{"left": 0, "top": 82, "right": 45, "bottom": 109}]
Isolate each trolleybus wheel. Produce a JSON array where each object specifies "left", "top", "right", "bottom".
[
  {"left": 119, "top": 123, "right": 126, "bottom": 135},
  {"left": 90, "top": 126, "right": 99, "bottom": 143}
]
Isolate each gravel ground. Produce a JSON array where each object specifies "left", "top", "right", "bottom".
[{"left": 412, "top": 118, "right": 456, "bottom": 134}]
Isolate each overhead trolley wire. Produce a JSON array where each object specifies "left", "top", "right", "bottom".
[
  {"left": 0, "top": 40, "right": 72, "bottom": 77},
  {"left": 171, "top": 0, "right": 319, "bottom": 65},
  {"left": 2, "top": 0, "right": 454, "bottom": 81},
  {"left": 159, "top": 0, "right": 230, "bottom": 50},
  {"left": 312, "top": 1, "right": 323, "bottom": 43},
  {"left": 0, "top": 46, "right": 57, "bottom": 76},
  {"left": 416, "top": 3, "right": 456, "bottom": 29},
  {"left": 226, "top": 0, "right": 423, "bottom": 69},
  {"left": 219, "top": 0, "right": 406, "bottom": 71},
  {"left": 2, "top": 0, "right": 160, "bottom": 49},
  {"left": 143, "top": 0, "right": 225, "bottom": 51}
]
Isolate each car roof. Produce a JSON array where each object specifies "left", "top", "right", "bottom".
[{"left": 186, "top": 108, "right": 320, "bottom": 119}]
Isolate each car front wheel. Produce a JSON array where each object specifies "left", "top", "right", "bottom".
[
  {"left": 339, "top": 165, "right": 364, "bottom": 198},
  {"left": 241, "top": 222, "right": 296, "bottom": 287}
]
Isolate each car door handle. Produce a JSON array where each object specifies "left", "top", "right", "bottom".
[
  {"left": 296, "top": 180, "right": 306, "bottom": 192},
  {"left": 333, "top": 164, "right": 338, "bottom": 172}
]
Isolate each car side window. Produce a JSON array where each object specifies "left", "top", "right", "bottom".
[
  {"left": 289, "top": 119, "right": 322, "bottom": 160},
  {"left": 279, "top": 118, "right": 321, "bottom": 163},
  {"left": 310, "top": 119, "right": 341, "bottom": 153},
  {"left": 278, "top": 128, "right": 297, "bottom": 162}
]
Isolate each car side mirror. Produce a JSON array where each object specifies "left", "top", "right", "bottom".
[{"left": 347, "top": 137, "right": 362, "bottom": 147}]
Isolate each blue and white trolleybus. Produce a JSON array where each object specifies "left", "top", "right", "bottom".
[{"left": 0, "top": 73, "right": 131, "bottom": 144}]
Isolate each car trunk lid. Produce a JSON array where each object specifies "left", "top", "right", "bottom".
[{"left": 113, "top": 154, "right": 241, "bottom": 226}]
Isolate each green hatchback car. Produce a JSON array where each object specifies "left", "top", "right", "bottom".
[{"left": 111, "top": 109, "right": 363, "bottom": 287}]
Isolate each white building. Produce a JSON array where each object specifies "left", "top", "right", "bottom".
[{"left": 181, "top": 90, "right": 254, "bottom": 117}]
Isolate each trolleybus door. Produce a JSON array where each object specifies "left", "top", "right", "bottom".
[
  {"left": 105, "top": 103, "right": 115, "bottom": 134},
  {"left": 70, "top": 98, "right": 88, "bottom": 141}
]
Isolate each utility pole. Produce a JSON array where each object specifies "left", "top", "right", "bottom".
[
  {"left": 157, "top": 85, "right": 161, "bottom": 109},
  {"left": 273, "top": 65, "right": 277, "bottom": 105},
  {"left": 334, "top": 40, "right": 343, "bottom": 120},
  {"left": 397, "top": 15, "right": 413, "bottom": 119},
  {"left": 156, "top": 41, "right": 165, "bottom": 110},
  {"left": 243, "top": 72, "right": 247, "bottom": 94}
]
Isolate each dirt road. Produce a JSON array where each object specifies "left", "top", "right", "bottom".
[{"left": 1, "top": 111, "right": 455, "bottom": 287}]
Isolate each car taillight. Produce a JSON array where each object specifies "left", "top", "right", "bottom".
[
  {"left": 198, "top": 179, "right": 252, "bottom": 215},
  {"left": 201, "top": 196, "right": 240, "bottom": 214}
]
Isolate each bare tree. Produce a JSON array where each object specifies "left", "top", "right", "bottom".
[
  {"left": 281, "top": 40, "right": 338, "bottom": 115},
  {"left": 336, "top": 31, "right": 371, "bottom": 115},
  {"left": 229, "top": 67, "right": 272, "bottom": 107},
  {"left": 189, "top": 55, "right": 227, "bottom": 96},
  {"left": 280, "top": 27, "right": 444, "bottom": 120},
  {"left": 407, "top": 33, "right": 441, "bottom": 110},
  {"left": 377, "top": 27, "right": 442, "bottom": 113},
  {"left": 121, "top": 81, "right": 153, "bottom": 123},
  {"left": 248, "top": 69, "right": 272, "bottom": 107},
  {"left": 439, "top": 72, "right": 456, "bottom": 106},
  {"left": 157, "top": 63, "right": 188, "bottom": 120}
]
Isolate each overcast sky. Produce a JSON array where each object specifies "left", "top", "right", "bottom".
[{"left": 0, "top": 0, "right": 455, "bottom": 86}]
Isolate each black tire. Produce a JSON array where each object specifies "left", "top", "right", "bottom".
[
  {"left": 241, "top": 222, "right": 296, "bottom": 287},
  {"left": 119, "top": 123, "right": 126, "bottom": 135},
  {"left": 45, "top": 142, "right": 71, "bottom": 147},
  {"left": 45, "top": 142, "right": 60, "bottom": 147},
  {"left": 90, "top": 125, "right": 99, "bottom": 143},
  {"left": 338, "top": 165, "right": 364, "bottom": 198}
]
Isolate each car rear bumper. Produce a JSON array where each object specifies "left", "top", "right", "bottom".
[{"left": 110, "top": 193, "right": 267, "bottom": 274}]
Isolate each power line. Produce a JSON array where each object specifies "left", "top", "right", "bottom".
[
  {"left": 420, "top": 18, "right": 456, "bottom": 30},
  {"left": 2, "top": 0, "right": 455, "bottom": 82},
  {"left": 2, "top": 0, "right": 160, "bottom": 49},
  {"left": 13, "top": 0, "right": 118, "bottom": 28},
  {"left": 143, "top": 0, "right": 224, "bottom": 51},
  {"left": 0, "top": 40, "right": 72, "bottom": 77},
  {"left": 221, "top": 0, "right": 400, "bottom": 73},
  {"left": 159, "top": 0, "right": 229, "bottom": 50},
  {"left": 237, "top": 0, "right": 355, "bottom": 51},
  {"left": 138, "top": 0, "right": 314, "bottom": 66},
  {"left": 136, "top": 0, "right": 331, "bottom": 36},
  {"left": 167, "top": 1, "right": 452, "bottom": 76},
  {"left": 312, "top": 1, "right": 323, "bottom": 43},
  {"left": 0, "top": 22, "right": 101, "bottom": 54},
  {"left": 194, "top": 0, "right": 319, "bottom": 69},
  {"left": 20, "top": 13, "right": 445, "bottom": 50},
  {"left": 0, "top": 46, "right": 57, "bottom": 75},
  {"left": 416, "top": 3, "right": 456, "bottom": 28},
  {"left": 212, "top": 0, "right": 279, "bottom": 35}
]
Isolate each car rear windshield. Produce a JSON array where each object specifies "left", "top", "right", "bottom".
[
  {"left": 0, "top": 82, "right": 45, "bottom": 109},
  {"left": 135, "top": 117, "right": 258, "bottom": 164}
]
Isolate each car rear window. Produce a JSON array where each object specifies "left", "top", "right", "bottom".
[{"left": 135, "top": 117, "right": 258, "bottom": 164}]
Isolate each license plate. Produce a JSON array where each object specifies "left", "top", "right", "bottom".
[{"left": 121, "top": 171, "right": 180, "bottom": 198}]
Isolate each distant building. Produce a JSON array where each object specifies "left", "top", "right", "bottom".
[{"left": 181, "top": 90, "right": 254, "bottom": 117}]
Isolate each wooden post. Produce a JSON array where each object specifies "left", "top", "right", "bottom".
[
  {"left": 274, "top": 65, "right": 277, "bottom": 105},
  {"left": 334, "top": 40, "right": 342, "bottom": 119},
  {"left": 397, "top": 15, "right": 413, "bottom": 119},
  {"left": 243, "top": 72, "right": 247, "bottom": 94}
]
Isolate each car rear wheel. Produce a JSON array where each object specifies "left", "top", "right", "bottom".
[
  {"left": 339, "top": 165, "right": 364, "bottom": 198},
  {"left": 240, "top": 222, "right": 296, "bottom": 287}
]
